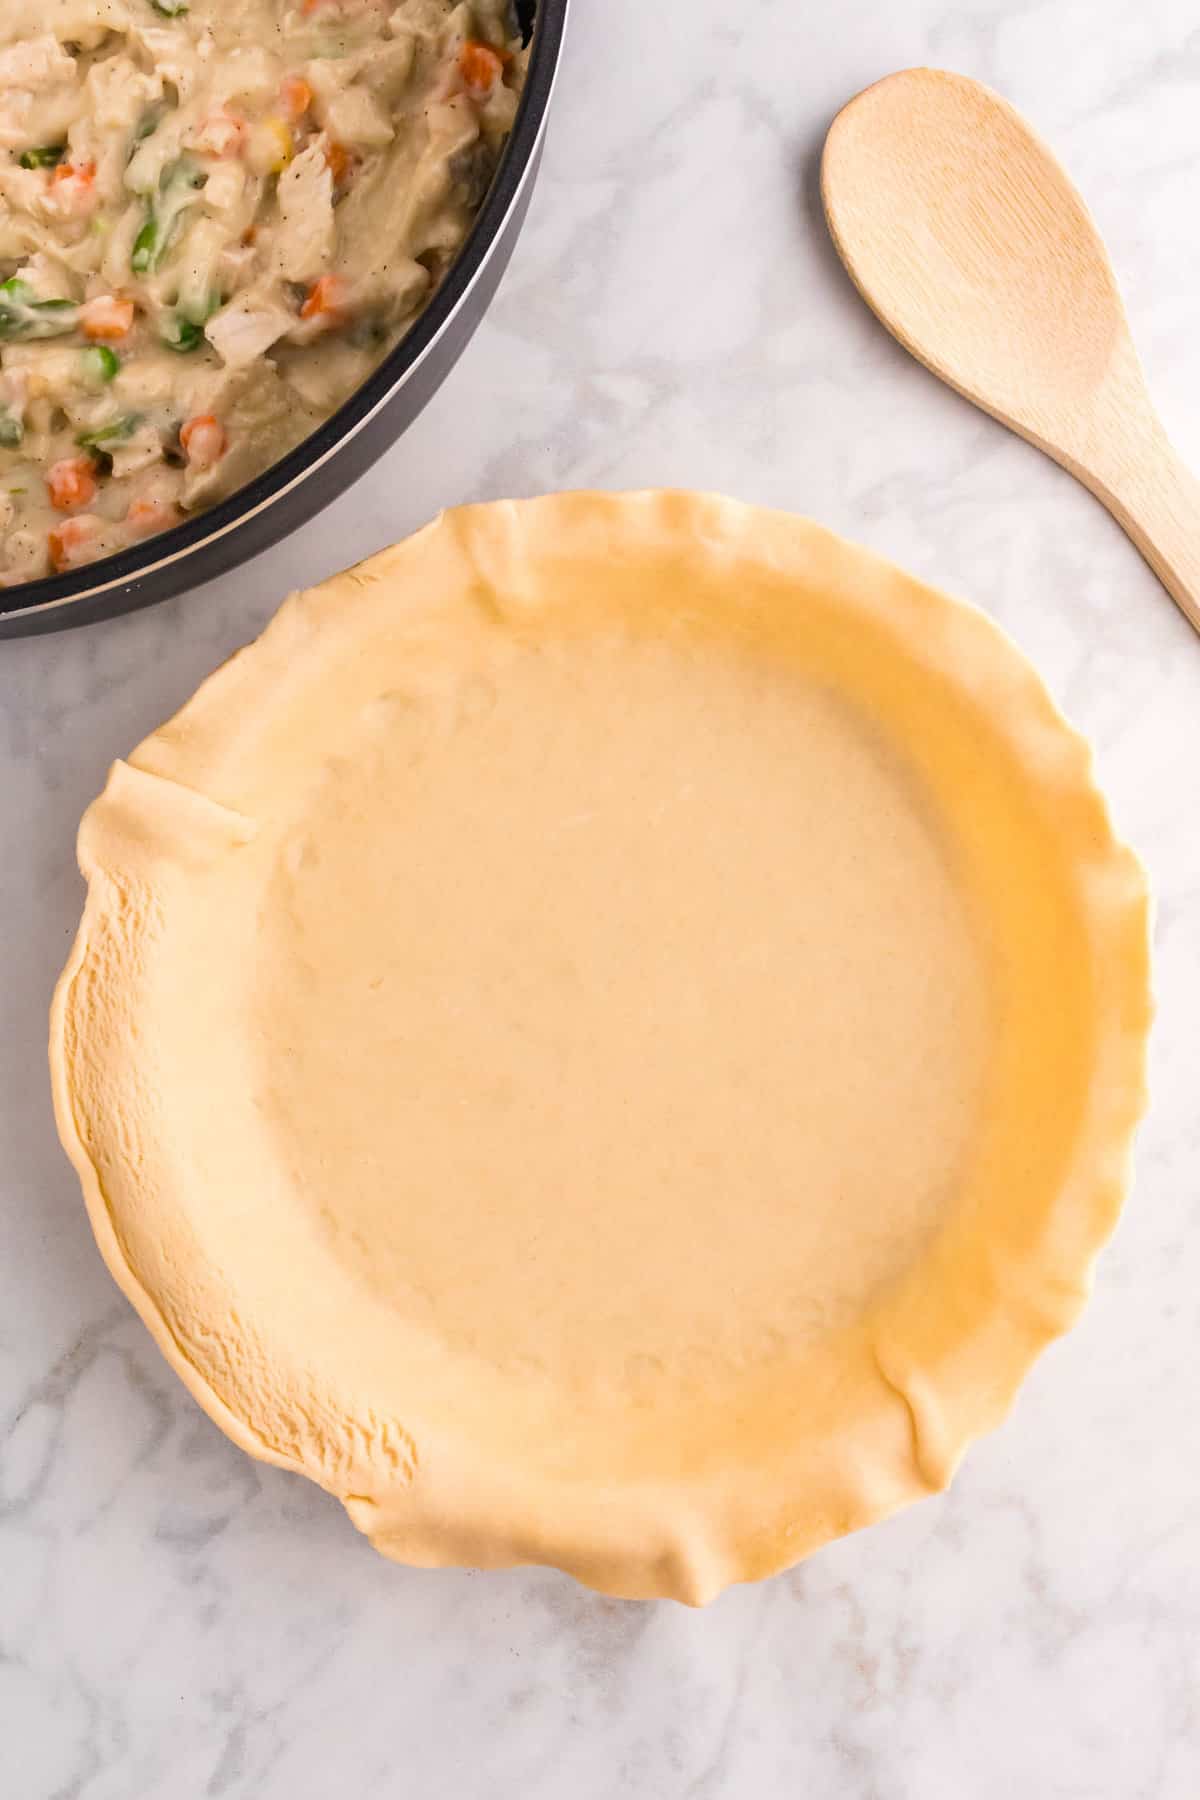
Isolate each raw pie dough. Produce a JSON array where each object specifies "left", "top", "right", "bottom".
[{"left": 50, "top": 492, "right": 1151, "bottom": 1604}]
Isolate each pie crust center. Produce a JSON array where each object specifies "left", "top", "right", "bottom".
[{"left": 255, "top": 626, "right": 989, "bottom": 1388}]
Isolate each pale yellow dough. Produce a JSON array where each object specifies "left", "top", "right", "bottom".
[{"left": 50, "top": 492, "right": 1151, "bottom": 1603}]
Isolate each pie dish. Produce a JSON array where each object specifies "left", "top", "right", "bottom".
[{"left": 49, "top": 490, "right": 1152, "bottom": 1603}]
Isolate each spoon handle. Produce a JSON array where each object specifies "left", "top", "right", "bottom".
[{"left": 1069, "top": 399, "right": 1200, "bottom": 638}]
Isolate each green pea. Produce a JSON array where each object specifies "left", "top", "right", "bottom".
[
  {"left": 82, "top": 345, "right": 121, "bottom": 384},
  {"left": 130, "top": 215, "right": 160, "bottom": 274},
  {"left": 161, "top": 314, "right": 204, "bottom": 353},
  {"left": 0, "top": 280, "right": 78, "bottom": 340},
  {"left": 130, "top": 159, "right": 205, "bottom": 274},
  {"left": 18, "top": 145, "right": 66, "bottom": 170},
  {"left": 77, "top": 413, "right": 142, "bottom": 450}
]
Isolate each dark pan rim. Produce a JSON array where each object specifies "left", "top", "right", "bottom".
[{"left": 0, "top": 0, "right": 567, "bottom": 626}]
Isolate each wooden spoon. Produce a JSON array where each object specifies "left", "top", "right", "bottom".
[{"left": 822, "top": 67, "right": 1200, "bottom": 636}]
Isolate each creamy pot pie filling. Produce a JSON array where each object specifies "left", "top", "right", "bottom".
[{"left": 0, "top": 0, "right": 524, "bottom": 583}]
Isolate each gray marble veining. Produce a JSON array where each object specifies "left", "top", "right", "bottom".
[{"left": 3, "top": 0, "right": 1200, "bottom": 1793}]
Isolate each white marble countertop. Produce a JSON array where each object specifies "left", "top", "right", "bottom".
[{"left": 4, "top": 1, "right": 1200, "bottom": 1793}]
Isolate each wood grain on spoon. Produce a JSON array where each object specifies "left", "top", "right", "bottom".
[{"left": 822, "top": 67, "right": 1200, "bottom": 636}]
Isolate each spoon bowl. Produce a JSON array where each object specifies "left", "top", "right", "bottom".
[{"left": 823, "top": 68, "right": 1200, "bottom": 636}]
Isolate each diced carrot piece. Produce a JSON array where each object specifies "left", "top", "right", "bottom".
[
  {"left": 459, "top": 40, "right": 505, "bottom": 99},
  {"left": 323, "top": 139, "right": 353, "bottom": 186},
  {"left": 80, "top": 295, "right": 135, "bottom": 341},
  {"left": 46, "top": 456, "right": 98, "bottom": 511},
  {"left": 48, "top": 514, "right": 100, "bottom": 571},
  {"left": 46, "top": 159, "right": 97, "bottom": 216},
  {"left": 179, "top": 414, "right": 226, "bottom": 470},
  {"left": 50, "top": 158, "right": 95, "bottom": 188},
  {"left": 280, "top": 75, "right": 313, "bottom": 120},
  {"left": 126, "top": 496, "right": 181, "bottom": 538},
  {"left": 299, "top": 273, "right": 348, "bottom": 323}
]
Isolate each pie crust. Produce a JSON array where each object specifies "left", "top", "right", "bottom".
[{"left": 50, "top": 492, "right": 1151, "bottom": 1603}]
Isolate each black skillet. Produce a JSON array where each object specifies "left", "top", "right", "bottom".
[{"left": 0, "top": 0, "right": 568, "bottom": 636}]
